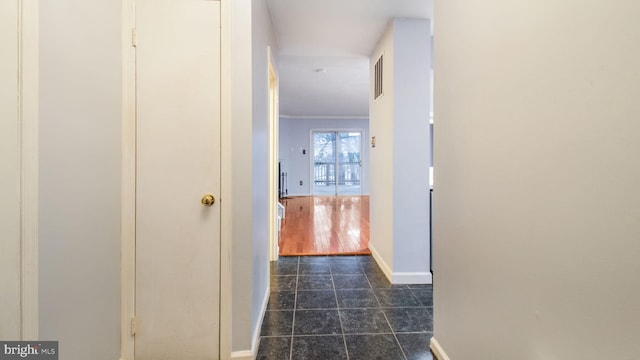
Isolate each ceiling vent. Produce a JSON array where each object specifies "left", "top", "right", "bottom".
[{"left": 374, "top": 54, "right": 384, "bottom": 100}]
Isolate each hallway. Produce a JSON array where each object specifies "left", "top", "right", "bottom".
[{"left": 258, "top": 255, "right": 433, "bottom": 359}]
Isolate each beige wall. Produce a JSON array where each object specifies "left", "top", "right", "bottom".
[
  {"left": 0, "top": 0, "right": 21, "bottom": 339},
  {"left": 433, "top": 0, "right": 640, "bottom": 358},
  {"left": 39, "top": 1, "right": 121, "bottom": 359}
]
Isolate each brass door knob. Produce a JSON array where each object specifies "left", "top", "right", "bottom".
[{"left": 201, "top": 194, "right": 215, "bottom": 206}]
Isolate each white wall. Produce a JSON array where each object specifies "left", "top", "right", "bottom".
[
  {"left": 0, "top": 0, "right": 21, "bottom": 339},
  {"left": 433, "top": 1, "right": 640, "bottom": 359},
  {"left": 39, "top": 1, "right": 121, "bottom": 359},
  {"left": 250, "top": 0, "right": 278, "bottom": 353},
  {"left": 391, "top": 20, "right": 431, "bottom": 275},
  {"left": 369, "top": 19, "right": 431, "bottom": 283},
  {"left": 279, "top": 117, "right": 370, "bottom": 196}
]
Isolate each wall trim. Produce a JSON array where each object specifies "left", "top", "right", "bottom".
[
  {"left": 120, "top": 0, "right": 136, "bottom": 358},
  {"left": 219, "top": 0, "right": 232, "bottom": 358},
  {"left": 392, "top": 272, "right": 432, "bottom": 284},
  {"left": 429, "top": 337, "right": 451, "bottom": 360},
  {"left": 369, "top": 245, "right": 432, "bottom": 284},
  {"left": 19, "top": 0, "right": 39, "bottom": 341},
  {"left": 230, "top": 350, "right": 253, "bottom": 360},
  {"left": 369, "top": 244, "right": 392, "bottom": 281},
  {"left": 254, "top": 284, "right": 270, "bottom": 353}
]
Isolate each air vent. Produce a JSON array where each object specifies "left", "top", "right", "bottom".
[{"left": 374, "top": 54, "right": 384, "bottom": 99}]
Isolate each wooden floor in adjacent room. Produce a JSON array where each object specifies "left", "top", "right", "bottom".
[{"left": 278, "top": 196, "right": 370, "bottom": 256}]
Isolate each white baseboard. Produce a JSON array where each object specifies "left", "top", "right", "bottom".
[
  {"left": 368, "top": 244, "right": 392, "bottom": 281},
  {"left": 369, "top": 244, "right": 432, "bottom": 284},
  {"left": 430, "top": 337, "right": 450, "bottom": 360},
  {"left": 253, "top": 285, "right": 270, "bottom": 353},
  {"left": 232, "top": 283, "right": 270, "bottom": 359},
  {"left": 230, "top": 350, "right": 253, "bottom": 360},
  {"left": 392, "top": 271, "right": 432, "bottom": 284}
]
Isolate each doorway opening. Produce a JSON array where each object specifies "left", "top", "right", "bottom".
[{"left": 277, "top": 128, "right": 369, "bottom": 257}]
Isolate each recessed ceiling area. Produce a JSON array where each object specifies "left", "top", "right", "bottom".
[{"left": 266, "top": 0, "right": 434, "bottom": 118}]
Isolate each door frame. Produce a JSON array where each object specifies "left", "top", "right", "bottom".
[
  {"left": 120, "top": 1, "right": 231, "bottom": 358},
  {"left": 219, "top": 1, "right": 233, "bottom": 358},
  {"left": 309, "top": 128, "right": 365, "bottom": 196},
  {"left": 268, "top": 47, "right": 279, "bottom": 261},
  {"left": 0, "top": 0, "right": 41, "bottom": 339},
  {"left": 120, "top": 0, "right": 136, "bottom": 358},
  {"left": 17, "top": 0, "right": 39, "bottom": 340}
]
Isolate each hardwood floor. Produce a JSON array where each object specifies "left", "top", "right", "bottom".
[{"left": 278, "top": 196, "right": 370, "bottom": 256}]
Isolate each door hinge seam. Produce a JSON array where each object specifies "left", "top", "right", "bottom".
[{"left": 131, "top": 316, "right": 137, "bottom": 336}]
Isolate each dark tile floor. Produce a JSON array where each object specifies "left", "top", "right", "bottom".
[{"left": 257, "top": 255, "right": 433, "bottom": 360}]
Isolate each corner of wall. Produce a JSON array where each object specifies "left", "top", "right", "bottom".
[
  {"left": 368, "top": 243, "right": 392, "bottom": 281},
  {"left": 371, "top": 242, "right": 432, "bottom": 284}
]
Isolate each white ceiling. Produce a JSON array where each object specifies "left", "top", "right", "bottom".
[{"left": 266, "top": 0, "right": 434, "bottom": 118}]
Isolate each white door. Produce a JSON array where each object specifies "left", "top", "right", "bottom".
[{"left": 135, "top": 0, "right": 221, "bottom": 359}]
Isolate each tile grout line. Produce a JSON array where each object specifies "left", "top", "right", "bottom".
[
  {"left": 288, "top": 256, "right": 300, "bottom": 360},
  {"left": 369, "top": 274, "right": 410, "bottom": 360},
  {"left": 387, "top": 315, "right": 410, "bottom": 360},
  {"left": 407, "top": 287, "right": 426, "bottom": 307},
  {"left": 330, "top": 263, "right": 351, "bottom": 360}
]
